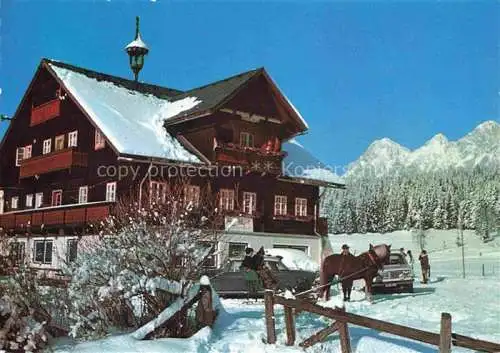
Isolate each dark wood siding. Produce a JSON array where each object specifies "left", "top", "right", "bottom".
[
  {"left": 0, "top": 65, "right": 322, "bottom": 236},
  {"left": 0, "top": 67, "right": 118, "bottom": 212}
]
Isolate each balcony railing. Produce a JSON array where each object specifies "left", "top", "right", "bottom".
[
  {"left": 0, "top": 202, "right": 112, "bottom": 230},
  {"left": 19, "top": 148, "right": 88, "bottom": 179},
  {"left": 214, "top": 143, "right": 287, "bottom": 174},
  {"left": 30, "top": 99, "right": 61, "bottom": 126}
]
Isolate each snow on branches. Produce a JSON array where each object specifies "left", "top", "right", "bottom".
[{"left": 64, "top": 179, "right": 222, "bottom": 339}]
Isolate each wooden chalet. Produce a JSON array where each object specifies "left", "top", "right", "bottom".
[{"left": 0, "top": 57, "right": 344, "bottom": 273}]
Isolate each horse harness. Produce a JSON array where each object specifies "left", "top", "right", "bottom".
[
  {"left": 367, "top": 250, "right": 384, "bottom": 270},
  {"left": 338, "top": 250, "right": 381, "bottom": 279}
]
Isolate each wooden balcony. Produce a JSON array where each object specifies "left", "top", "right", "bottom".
[
  {"left": 30, "top": 99, "right": 61, "bottom": 126},
  {"left": 0, "top": 202, "right": 112, "bottom": 230},
  {"left": 19, "top": 148, "right": 88, "bottom": 179},
  {"left": 215, "top": 144, "right": 286, "bottom": 174}
]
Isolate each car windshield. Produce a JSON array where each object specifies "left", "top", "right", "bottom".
[
  {"left": 266, "top": 260, "right": 288, "bottom": 271},
  {"left": 388, "top": 254, "right": 407, "bottom": 265}
]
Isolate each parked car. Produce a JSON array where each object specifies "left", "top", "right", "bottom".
[
  {"left": 210, "top": 255, "right": 318, "bottom": 298},
  {"left": 372, "top": 252, "right": 414, "bottom": 293}
]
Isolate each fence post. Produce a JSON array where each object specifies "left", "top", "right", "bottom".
[
  {"left": 439, "top": 312, "right": 452, "bottom": 353},
  {"left": 264, "top": 290, "right": 276, "bottom": 344},
  {"left": 196, "top": 282, "right": 216, "bottom": 328},
  {"left": 284, "top": 306, "right": 296, "bottom": 346},
  {"left": 337, "top": 307, "right": 352, "bottom": 353}
]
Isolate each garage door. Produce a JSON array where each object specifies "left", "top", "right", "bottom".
[{"left": 273, "top": 244, "right": 309, "bottom": 254}]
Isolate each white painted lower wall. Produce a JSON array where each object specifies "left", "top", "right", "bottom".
[
  {"left": 10, "top": 232, "right": 321, "bottom": 272},
  {"left": 12, "top": 235, "right": 77, "bottom": 271},
  {"left": 217, "top": 231, "right": 322, "bottom": 267}
]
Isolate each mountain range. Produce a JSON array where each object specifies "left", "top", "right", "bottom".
[{"left": 346, "top": 120, "right": 500, "bottom": 179}]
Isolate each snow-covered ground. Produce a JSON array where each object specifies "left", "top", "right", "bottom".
[{"left": 52, "top": 230, "right": 500, "bottom": 353}]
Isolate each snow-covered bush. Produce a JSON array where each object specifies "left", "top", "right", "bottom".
[
  {"left": 0, "top": 268, "right": 68, "bottom": 352},
  {"left": 64, "top": 181, "right": 222, "bottom": 339}
]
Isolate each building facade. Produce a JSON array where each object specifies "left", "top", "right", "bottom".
[{"left": 0, "top": 59, "right": 343, "bottom": 274}]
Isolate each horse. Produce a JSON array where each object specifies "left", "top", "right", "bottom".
[
  {"left": 252, "top": 246, "right": 278, "bottom": 290},
  {"left": 319, "top": 244, "right": 391, "bottom": 302}
]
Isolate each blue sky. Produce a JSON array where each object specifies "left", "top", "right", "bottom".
[{"left": 0, "top": 1, "right": 498, "bottom": 171}]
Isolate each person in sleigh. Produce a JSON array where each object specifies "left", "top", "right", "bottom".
[
  {"left": 252, "top": 246, "right": 278, "bottom": 290},
  {"left": 240, "top": 247, "right": 261, "bottom": 300}
]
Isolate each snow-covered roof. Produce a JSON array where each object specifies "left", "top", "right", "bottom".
[
  {"left": 42, "top": 60, "right": 318, "bottom": 167},
  {"left": 48, "top": 63, "right": 202, "bottom": 163},
  {"left": 282, "top": 139, "right": 345, "bottom": 186}
]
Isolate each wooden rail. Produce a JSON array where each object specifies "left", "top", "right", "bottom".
[
  {"left": 0, "top": 203, "right": 111, "bottom": 230},
  {"left": 264, "top": 292, "right": 500, "bottom": 353}
]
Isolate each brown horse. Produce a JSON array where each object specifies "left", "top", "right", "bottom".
[{"left": 320, "top": 244, "right": 391, "bottom": 302}]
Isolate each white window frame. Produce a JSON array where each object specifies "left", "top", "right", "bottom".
[
  {"left": 15, "top": 147, "right": 24, "bottom": 167},
  {"left": 228, "top": 242, "right": 248, "bottom": 258},
  {"left": 24, "top": 145, "right": 32, "bottom": 159},
  {"left": 184, "top": 185, "right": 200, "bottom": 208},
  {"left": 68, "top": 130, "right": 78, "bottom": 148},
  {"left": 274, "top": 195, "right": 287, "bottom": 216},
  {"left": 55, "top": 135, "right": 65, "bottom": 151},
  {"left": 0, "top": 190, "right": 4, "bottom": 214},
  {"left": 33, "top": 239, "right": 53, "bottom": 265},
  {"left": 11, "top": 196, "right": 19, "bottom": 210},
  {"left": 26, "top": 194, "right": 33, "bottom": 208},
  {"left": 220, "top": 189, "right": 235, "bottom": 211},
  {"left": 106, "top": 182, "right": 117, "bottom": 202},
  {"left": 35, "top": 192, "right": 43, "bottom": 209},
  {"left": 150, "top": 181, "right": 167, "bottom": 204},
  {"left": 295, "top": 197, "right": 308, "bottom": 217},
  {"left": 51, "top": 190, "right": 63, "bottom": 207},
  {"left": 95, "top": 130, "right": 106, "bottom": 150},
  {"left": 78, "top": 186, "right": 88, "bottom": 204},
  {"left": 43, "top": 139, "right": 52, "bottom": 155},
  {"left": 240, "top": 132, "right": 254, "bottom": 148},
  {"left": 242, "top": 192, "right": 257, "bottom": 214}
]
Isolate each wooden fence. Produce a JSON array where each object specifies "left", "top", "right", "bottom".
[{"left": 264, "top": 290, "right": 500, "bottom": 353}]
